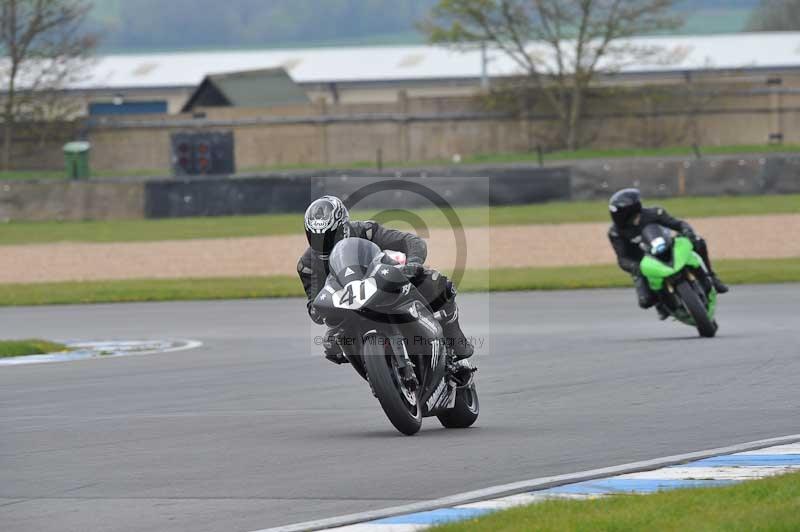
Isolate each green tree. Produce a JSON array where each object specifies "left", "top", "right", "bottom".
[
  {"left": 423, "top": 0, "right": 680, "bottom": 150},
  {"left": 748, "top": 0, "right": 800, "bottom": 30}
]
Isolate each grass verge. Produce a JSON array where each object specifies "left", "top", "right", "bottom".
[
  {"left": 0, "top": 168, "right": 168, "bottom": 181},
  {"left": 452, "top": 143, "right": 800, "bottom": 165},
  {"left": 0, "top": 339, "right": 68, "bottom": 358},
  {"left": 0, "top": 258, "right": 797, "bottom": 307},
  {"left": 2, "top": 195, "right": 798, "bottom": 246},
  {"left": 8, "top": 144, "right": 800, "bottom": 181},
  {"left": 431, "top": 471, "right": 800, "bottom": 532}
]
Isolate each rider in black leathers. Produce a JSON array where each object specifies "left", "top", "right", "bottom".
[
  {"left": 608, "top": 188, "right": 729, "bottom": 317},
  {"left": 298, "top": 195, "right": 473, "bottom": 363}
]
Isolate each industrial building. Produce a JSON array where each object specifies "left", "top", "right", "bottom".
[{"left": 63, "top": 32, "right": 800, "bottom": 117}]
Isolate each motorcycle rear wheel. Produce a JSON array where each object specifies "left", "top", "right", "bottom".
[
  {"left": 437, "top": 384, "right": 479, "bottom": 429},
  {"left": 363, "top": 336, "right": 422, "bottom": 436},
  {"left": 676, "top": 281, "right": 717, "bottom": 338}
]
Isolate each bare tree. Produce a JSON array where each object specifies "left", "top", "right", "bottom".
[
  {"left": 748, "top": 0, "right": 800, "bottom": 31},
  {"left": 423, "top": 0, "right": 680, "bottom": 150},
  {"left": 0, "top": 0, "right": 96, "bottom": 170}
]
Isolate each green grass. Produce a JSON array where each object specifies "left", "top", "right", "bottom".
[
  {"left": 0, "top": 339, "right": 69, "bottom": 358},
  {"left": 238, "top": 144, "right": 800, "bottom": 174},
  {"left": 462, "top": 144, "right": 800, "bottom": 165},
  {"left": 464, "top": 258, "right": 800, "bottom": 292},
  {"left": 0, "top": 258, "right": 797, "bottom": 307},
  {"left": 8, "top": 143, "right": 800, "bottom": 181},
  {"left": 0, "top": 168, "right": 167, "bottom": 181},
  {"left": 432, "top": 471, "right": 800, "bottom": 532},
  {"left": 2, "top": 195, "right": 798, "bottom": 246},
  {"left": 0, "top": 170, "right": 68, "bottom": 180},
  {"left": 0, "top": 276, "right": 303, "bottom": 306}
]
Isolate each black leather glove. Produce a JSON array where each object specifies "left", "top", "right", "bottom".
[
  {"left": 400, "top": 261, "right": 425, "bottom": 280},
  {"left": 323, "top": 328, "right": 347, "bottom": 364},
  {"left": 680, "top": 223, "right": 696, "bottom": 240}
]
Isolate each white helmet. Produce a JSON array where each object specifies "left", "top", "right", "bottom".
[{"left": 304, "top": 195, "right": 350, "bottom": 259}]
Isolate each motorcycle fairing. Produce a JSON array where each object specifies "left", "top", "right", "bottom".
[
  {"left": 311, "top": 241, "right": 455, "bottom": 418},
  {"left": 639, "top": 236, "right": 718, "bottom": 325},
  {"left": 640, "top": 236, "right": 703, "bottom": 291}
]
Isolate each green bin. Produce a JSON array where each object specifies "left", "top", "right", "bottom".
[{"left": 63, "top": 141, "right": 91, "bottom": 179}]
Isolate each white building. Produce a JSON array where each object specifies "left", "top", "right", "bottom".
[{"left": 56, "top": 32, "right": 800, "bottom": 116}]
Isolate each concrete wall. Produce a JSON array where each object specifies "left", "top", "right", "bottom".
[
  {"left": 571, "top": 155, "right": 800, "bottom": 200},
  {"left": 143, "top": 168, "right": 569, "bottom": 218},
  {"left": 74, "top": 86, "right": 800, "bottom": 175},
  {"left": 6, "top": 81, "right": 797, "bottom": 173},
  {"left": 0, "top": 179, "right": 144, "bottom": 221},
  {"left": 1, "top": 122, "right": 77, "bottom": 171},
  {"left": 2, "top": 154, "right": 798, "bottom": 221}
]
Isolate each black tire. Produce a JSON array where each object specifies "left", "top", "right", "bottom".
[
  {"left": 676, "top": 281, "right": 717, "bottom": 338},
  {"left": 363, "top": 336, "right": 422, "bottom": 436},
  {"left": 437, "top": 384, "right": 479, "bottom": 429}
]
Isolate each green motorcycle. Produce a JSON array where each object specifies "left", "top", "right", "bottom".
[{"left": 639, "top": 224, "right": 719, "bottom": 338}]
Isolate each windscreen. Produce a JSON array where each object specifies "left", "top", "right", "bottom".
[
  {"left": 641, "top": 224, "right": 673, "bottom": 258},
  {"left": 328, "top": 238, "right": 381, "bottom": 284}
]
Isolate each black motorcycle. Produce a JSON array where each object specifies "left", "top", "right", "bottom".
[{"left": 312, "top": 238, "right": 479, "bottom": 435}]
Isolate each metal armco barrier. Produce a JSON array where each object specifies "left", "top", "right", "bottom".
[
  {"left": 2, "top": 155, "right": 798, "bottom": 221},
  {"left": 143, "top": 167, "right": 571, "bottom": 218}
]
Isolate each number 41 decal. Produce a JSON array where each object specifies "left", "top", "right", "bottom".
[{"left": 335, "top": 279, "right": 377, "bottom": 309}]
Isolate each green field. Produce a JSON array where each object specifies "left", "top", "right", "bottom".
[
  {"left": 0, "top": 168, "right": 166, "bottom": 181},
  {"left": 0, "top": 339, "right": 68, "bottom": 358},
  {"left": 447, "top": 143, "right": 800, "bottom": 166},
  {"left": 432, "top": 471, "right": 800, "bottom": 532},
  {"left": 239, "top": 144, "right": 800, "bottom": 173},
  {"left": 0, "top": 258, "right": 796, "bottom": 307},
  {"left": 2, "top": 194, "right": 798, "bottom": 246},
  {"left": 4, "top": 143, "right": 800, "bottom": 181}
]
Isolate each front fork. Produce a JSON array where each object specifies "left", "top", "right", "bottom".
[
  {"left": 664, "top": 270, "right": 712, "bottom": 311},
  {"left": 389, "top": 336, "right": 418, "bottom": 391}
]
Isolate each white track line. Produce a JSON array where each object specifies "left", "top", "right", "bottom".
[{"left": 256, "top": 433, "right": 800, "bottom": 532}]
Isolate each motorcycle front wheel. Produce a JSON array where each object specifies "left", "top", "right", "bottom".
[
  {"left": 363, "top": 335, "right": 422, "bottom": 436},
  {"left": 676, "top": 281, "right": 717, "bottom": 338}
]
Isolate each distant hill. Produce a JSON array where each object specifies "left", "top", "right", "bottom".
[{"left": 87, "top": 0, "right": 762, "bottom": 53}]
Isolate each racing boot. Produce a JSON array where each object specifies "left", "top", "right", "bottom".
[
  {"left": 693, "top": 243, "right": 728, "bottom": 294},
  {"left": 655, "top": 303, "right": 670, "bottom": 321},
  {"left": 435, "top": 301, "right": 474, "bottom": 360},
  {"left": 710, "top": 273, "right": 729, "bottom": 294},
  {"left": 449, "top": 358, "right": 477, "bottom": 388}
]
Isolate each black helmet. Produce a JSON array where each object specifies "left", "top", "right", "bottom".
[
  {"left": 609, "top": 188, "right": 642, "bottom": 227},
  {"left": 304, "top": 195, "right": 350, "bottom": 259}
]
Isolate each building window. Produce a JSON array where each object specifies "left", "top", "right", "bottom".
[{"left": 89, "top": 100, "right": 168, "bottom": 116}]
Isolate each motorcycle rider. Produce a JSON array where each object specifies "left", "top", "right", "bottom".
[
  {"left": 298, "top": 195, "right": 474, "bottom": 364},
  {"left": 608, "top": 188, "right": 729, "bottom": 318}
]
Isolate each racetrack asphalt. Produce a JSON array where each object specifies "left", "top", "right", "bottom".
[{"left": 1, "top": 285, "right": 799, "bottom": 532}]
